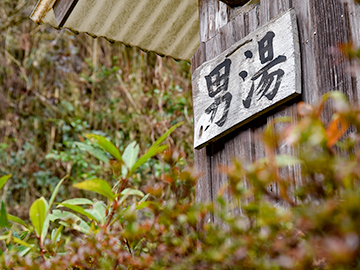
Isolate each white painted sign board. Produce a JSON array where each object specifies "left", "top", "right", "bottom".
[{"left": 192, "top": 9, "right": 301, "bottom": 149}]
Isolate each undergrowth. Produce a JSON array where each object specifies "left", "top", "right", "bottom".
[
  {"left": 0, "top": 0, "right": 193, "bottom": 215},
  {"left": 1, "top": 92, "right": 360, "bottom": 269}
]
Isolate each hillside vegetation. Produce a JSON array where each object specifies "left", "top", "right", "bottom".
[{"left": 0, "top": 0, "right": 193, "bottom": 216}]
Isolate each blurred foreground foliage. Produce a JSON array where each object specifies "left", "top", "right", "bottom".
[
  {"left": 0, "top": 0, "right": 193, "bottom": 215},
  {"left": 2, "top": 91, "right": 360, "bottom": 269}
]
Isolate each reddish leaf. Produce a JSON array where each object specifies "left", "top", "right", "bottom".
[{"left": 326, "top": 116, "right": 349, "bottom": 148}]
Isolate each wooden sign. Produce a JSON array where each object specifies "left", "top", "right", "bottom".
[{"left": 192, "top": 9, "right": 301, "bottom": 149}]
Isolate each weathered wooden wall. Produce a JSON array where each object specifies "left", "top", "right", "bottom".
[{"left": 191, "top": 0, "right": 360, "bottom": 216}]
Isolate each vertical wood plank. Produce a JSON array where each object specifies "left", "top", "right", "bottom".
[
  {"left": 194, "top": 147, "right": 213, "bottom": 205},
  {"left": 260, "top": 0, "right": 296, "bottom": 202},
  {"left": 233, "top": 12, "right": 246, "bottom": 41},
  {"left": 191, "top": 42, "right": 206, "bottom": 73},
  {"left": 347, "top": 1, "right": 360, "bottom": 45},
  {"left": 292, "top": 1, "right": 319, "bottom": 103},
  {"left": 216, "top": 1, "right": 231, "bottom": 33},
  {"left": 247, "top": 6, "right": 259, "bottom": 34},
  {"left": 345, "top": 1, "right": 360, "bottom": 102},
  {"left": 199, "top": 0, "right": 209, "bottom": 42},
  {"left": 219, "top": 20, "right": 236, "bottom": 49},
  {"left": 207, "top": 0, "right": 217, "bottom": 39}
]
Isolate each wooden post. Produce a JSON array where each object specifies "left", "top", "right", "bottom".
[{"left": 191, "top": 0, "right": 360, "bottom": 210}]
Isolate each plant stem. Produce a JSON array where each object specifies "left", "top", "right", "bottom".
[
  {"left": 37, "top": 236, "right": 46, "bottom": 262},
  {"left": 105, "top": 178, "right": 128, "bottom": 228}
]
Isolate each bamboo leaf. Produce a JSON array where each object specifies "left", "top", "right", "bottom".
[
  {"left": 85, "top": 133, "right": 122, "bottom": 161},
  {"left": 73, "top": 179, "right": 115, "bottom": 201}
]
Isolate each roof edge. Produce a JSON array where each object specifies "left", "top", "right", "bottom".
[{"left": 30, "top": 0, "right": 57, "bottom": 23}]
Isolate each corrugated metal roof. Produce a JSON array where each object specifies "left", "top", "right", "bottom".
[{"left": 31, "top": 0, "right": 200, "bottom": 61}]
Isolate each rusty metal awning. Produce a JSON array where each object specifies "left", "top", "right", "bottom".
[{"left": 31, "top": 0, "right": 200, "bottom": 61}]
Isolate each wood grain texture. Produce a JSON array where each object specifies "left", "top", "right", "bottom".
[
  {"left": 192, "top": 0, "right": 360, "bottom": 208},
  {"left": 345, "top": 1, "right": 360, "bottom": 102},
  {"left": 199, "top": 0, "right": 230, "bottom": 42},
  {"left": 53, "top": 0, "right": 79, "bottom": 27}
]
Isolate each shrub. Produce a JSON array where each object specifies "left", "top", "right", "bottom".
[{"left": 1, "top": 91, "right": 360, "bottom": 269}]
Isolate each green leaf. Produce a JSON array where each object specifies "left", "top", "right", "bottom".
[
  {"left": 7, "top": 214, "right": 28, "bottom": 229},
  {"left": 17, "top": 246, "right": 31, "bottom": 257},
  {"left": 150, "top": 122, "right": 183, "bottom": 150},
  {"left": 74, "top": 142, "right": 110, "bottom": 163},
  {"left": 12, "top": 237, "right": 34, "bottom": 249},
  {"left": 58, "top": 204, "right": 98, "bottom": 222},
  {"left": 123, "top": 141, "right": 139, "bottom": 170},
  {"left": 47, "top": 175, "right": 68, "bottom": 216},
  {"left": 85, "top": 202, "right": 106, "bottom": 224},
  {"left": 257, "top": 155, "right": 303, "bottom": 168},
  {"left": 49, "top": 210, "right": 91, "bottom": 234},
  {"left": 51, "top": 226, "right": 63, "bottom": 244},
  {"left": 85, "top": 133, "right": 122, "bottom": 161},
  {"left": 120, "top": 188, "right": 144, "bottom": 197},
  {"left": 118, "top": 189, "right": 145, "bottom": 206},
  {"left": 136, "top": 201, "right": 151, "bottom": 210},
  {"left": 0, "top": 202, "right": 9, "bottom": 228},
  {"left": 48, "top": 209, "right": 77, "bottom": 222},
  {"left": 60, "top": 198, "right": 94, "bottom": 206},
  {"left": 275, "top": 155, "right": 304, "bottom": 167},
  {"left": 127, "top": 122, "right": 182, "bottom": 177},
  {"left": 136, "top": 201, "right": 161, "bottom": 211},
  {"left": 0, "top": 235, "right": 9, "bottom": 241},
  {"left": 139, "top": 193, "right": 150, "bottom": 203},
  {"left": 73, "top": 179, "right": 115, "bottom": 201},
  {"left": 128, "top": 145, "right": 168, "bottom": 176},
  {"left": 41, "top": 216, "right": 50, "bottom": 245},
  {"left": 322, "top": 91, "right": 350, "bottom": 113},
  {"left": 29, "top": 197, "right": 48, "bottom": 238},
  {"left": 0, "top": 174, "right": 12, "bottom": 190}
]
